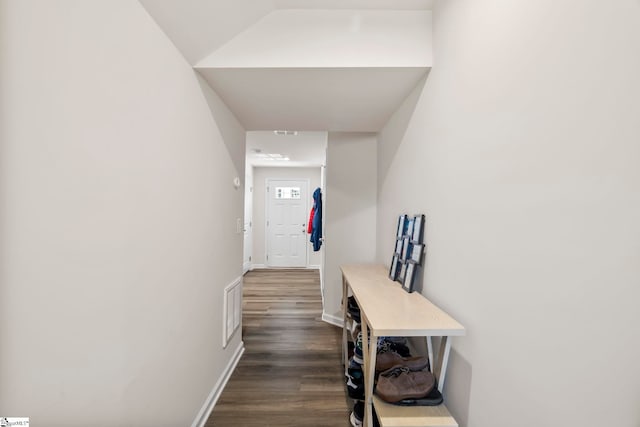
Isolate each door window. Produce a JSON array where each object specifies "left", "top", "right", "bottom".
[{"left": 275, "top": 187, "right": 301, "bottom": 199}]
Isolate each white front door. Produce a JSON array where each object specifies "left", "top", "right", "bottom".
[{"left": 266, "top": 179, "right": 309, "bottom": 267}]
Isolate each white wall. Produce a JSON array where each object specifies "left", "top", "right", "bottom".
[
  {"left": 252, "top": 167, "right": 322, "bottom": 268},
  {"left": 377, "top": 1, "right": 640, "bottom": 426},
  {"left": 324, "top": 133, "right": 377, "bottom": 324},
  {"left": 0, "top": 1, "right": 245, "bottom": 426},
  {"left": 197, "top": 9, "right": 432, "bottom": 68}
]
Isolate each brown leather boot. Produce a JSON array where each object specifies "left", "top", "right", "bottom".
[
  {"left": 376, "top": 351, "right": 429, "bottom": 372},
  {"left": 375, "top": 366, "right": 436, "bottom": 403}
]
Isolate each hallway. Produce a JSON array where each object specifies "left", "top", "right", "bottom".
[
  {"left": 3, "top": 2, "right": 640, "bottom": 426},
  {"left": 207, "top": 269, "right": 349, "bottom": 426}
]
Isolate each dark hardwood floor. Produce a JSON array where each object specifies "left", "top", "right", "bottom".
[{"left": 206, "top": 269, "right": 351, "bottom": 426}]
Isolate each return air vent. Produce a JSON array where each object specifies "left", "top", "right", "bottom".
[{"left": 223, "top": 278, "right": 242, "bottom": 348}]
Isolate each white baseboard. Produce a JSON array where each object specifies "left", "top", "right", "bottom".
[
  {"left": 190, "top": 341, "right": 245, "bottom": 427},
  {"left": 251, "top": 264, "right": 321, "bottom": 270},
  {"left": 322, "top": 312, "right": 344, "bottom": 328}
]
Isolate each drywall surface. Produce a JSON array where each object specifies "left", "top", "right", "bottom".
[
  {"left": 196, "top": 9, "right": 432, "bottom": 68},
  {"left": 139, "top": 0, "right": 273, "bottom": 64},
  {"left": 377, "top": 1, "right": 640, "bottom": 426},
  {"left": 252, "top": 167, "right": 322, "bottom": 267},
  {"left": 0, "top": 1, "right": 244, "bottom": 426},
  {"left": 324, "top": 133, "right": 377, "bottom": 321}
]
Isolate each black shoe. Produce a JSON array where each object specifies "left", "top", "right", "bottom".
[
  {"left": 346, "top": 376, "right": 365, "bottom": 400},
  {"left": 348, "top": 296, "right": 361, "bottom": 322},
  {"left": 393, "top": 385, "right": 443, "bottom": 406},
  {"left": 378, "top": 338, "right": 411, "bottom": 358},
  {"left": 350, "top": 401, "right": 380, "bottom": 427},
  {"left": 346, "top": 357, "right": 365, "bottom": 400},
  {"left": 350, "top": 401, "right": 364, "bottom": 427}
]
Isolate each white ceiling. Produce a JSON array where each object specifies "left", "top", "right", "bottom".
[
  {"left": 196, "top": 10, "right": 432, "bottom": 68},
  {"left": 139, "top": 1, "right": 433, "bottom": 132},
  {"left": 140, "top": 0, "right": 433, "bottom": 65},
  {"left": 198, "top": 67, "right": 428, "bottom": 131},
  {"left": 246, "top": 131, "right": 327, "bottom": 167}
]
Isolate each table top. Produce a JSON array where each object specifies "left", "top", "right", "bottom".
[{"left": 341, "top": 264, "right": 465, "bottom": 337}]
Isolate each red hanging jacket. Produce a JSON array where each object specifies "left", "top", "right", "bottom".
[{"left": 307, "top": 207, "right": 315, "bottom": 234}]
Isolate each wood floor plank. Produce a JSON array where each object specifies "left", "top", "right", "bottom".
[{"left": 206, "top": 269, "right": 351, "bottom": 427}]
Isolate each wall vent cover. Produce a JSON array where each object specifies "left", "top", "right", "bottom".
[{"left": 223, "top": 277, "right": 242, "bottom": 348}]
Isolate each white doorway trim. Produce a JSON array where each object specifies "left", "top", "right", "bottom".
[{"left": 243, "top": 167, "right": 253, "bottom": 274}]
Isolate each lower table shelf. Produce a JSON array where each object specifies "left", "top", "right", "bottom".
[{"left": 372, "top": 395, "right": 458, "bottom": 427}]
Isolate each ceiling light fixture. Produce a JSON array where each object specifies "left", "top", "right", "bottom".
[
  {"left": 254, "top": 152, "right": 290, "bottom": 161},
  {"left": 273, "top": 130, "right": 298, "bottom": 136}
]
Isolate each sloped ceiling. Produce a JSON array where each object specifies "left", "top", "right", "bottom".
[
  {"left": 139, "top": 0, "right": 274, "bottom": 64},
  {"left": 139, "top": 0, "right": 433, "bottom": 131},
  {"left": 198, "top": 67, "right": 428, "bottom": 131}
]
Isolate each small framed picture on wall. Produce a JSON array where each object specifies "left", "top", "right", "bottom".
[
  {"left": 410, "top": 243, "right": 424, "bottom": 265},
  {"left": 389, "top": 254, "right": 401, "bottom": 281},
  {"left": 412, "top": 214, "right": 425, "bottom": 243},
  {"left": 397, "top": 261, "right": 408, "bottom": 286},
  {"left": 396, "top": 215, "right": 407, "bottom": 238},
  {"left": 403, "top": 261, "right": 417, "bottom": 293},
  {"left": 390, "top": 213, "right": 426, "bottom": 293},
  {"left": 406, "top": 216, "right": 415, "bottom": 239},
  {"left": 395, "top": 238, "right": 403, "bottom": 255},
  {"left": 401, "top": 237, "right": 412, "bottom": 262}
]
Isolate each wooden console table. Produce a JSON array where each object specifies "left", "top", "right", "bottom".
[{"left": 341, "top": 264, "right": 466, "bottom": 427}]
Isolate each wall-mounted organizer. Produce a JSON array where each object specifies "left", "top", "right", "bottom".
[
  {"left": 341, "top": 264, "right": 465, "bottom": 427},
  {"left": 389, "top": 214, "right": 425, "bottom": 292}
]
